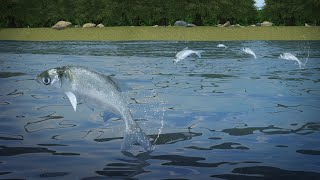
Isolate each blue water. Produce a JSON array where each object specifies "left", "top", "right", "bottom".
[{"left": 0, "top": 40, "right": 320, "bottom": 179}]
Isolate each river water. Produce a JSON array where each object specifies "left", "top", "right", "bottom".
[{"left": 0, "top": 40, "right": 320, "bottom": 179}]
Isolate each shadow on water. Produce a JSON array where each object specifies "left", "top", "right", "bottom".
[
  {"left": 186, "top": 142, "right": 249, "bottom": 151},
  {"left": 0, "top": 145, "right": 79, "bottom": 156},
  {"left": 296, "top": 149, "right": 320, "bottom": 155},
  {"left": 0, "top": 72, "right": 26, "bottom": 78},
  {"left": 39, "top": 172, "right": 69, "bottom": 178},
  {"left": 94, "top": 131, "right": 202, "bottom": 145},
  {"left": 188, "top": 73, "right": 237, "bottom": 79},
  {"left": 0, "top": 134, "right": 23, "bottom": 141},
  {"left": 93, "top": 151, "right": 151, "bottom": 179},
  {"left": 221, "top": 122, "right": 320, "bottom": 136},
  {"left": 89, "top": 150, "right": 261, "bottom": 179},
  {"left": 212, "top": 166, "right": 320, "bottom": 179}
]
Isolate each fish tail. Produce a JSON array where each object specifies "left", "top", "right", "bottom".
[
  {"left": 195, "top": 50, "right": 203, "bottom": 58},
  {"left": 253, "top": 54, "right": 257, "bottom": 59},
  {"left": 121, "top": 122, "right": 153, "bottom": 152}
]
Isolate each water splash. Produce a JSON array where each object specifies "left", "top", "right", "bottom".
[
  {"left": 146, "top": 90, "right": 166, "bottom": 148},
  {"left": 153, "top": 99, "right": 165, "bottom": 146},
  {"left": 128, "top": 89, "right": 167, "bottom": 150},
  {"left": 304, "top": 41, "right": 310, "bottom": 67}
]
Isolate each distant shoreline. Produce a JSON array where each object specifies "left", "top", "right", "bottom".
[{"left": 0, "top": 26, "right": 319, "bottom": 41}]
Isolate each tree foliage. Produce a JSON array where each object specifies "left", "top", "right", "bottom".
[
  {"left": 0, "top": 0, "right": 319, "bottom": 27},
  {"left": 262, "top": 0, "right": 320, "bottom": 25},
  {"left": 0, "top": 0, "right": 258, "bottom": 27}
]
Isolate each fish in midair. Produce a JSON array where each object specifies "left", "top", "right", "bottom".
[
  {"left": 279, "top": 52, "right": 306, "bottom": 69},
  {"left": 242, "top": 47, "right": 257, "bottom": 59},
  {"left": 217, "top": 44, "right": 227, "bottom": 48},
  {"left": 174, "top": 47, "right": 203, "bottom": 64},
  {"left": 37, "top": 66, "right": 152, "bottom": 151}
]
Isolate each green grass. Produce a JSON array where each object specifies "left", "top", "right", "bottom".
[{"left": 0, "top": 26, "right": 319, "bottom": 41}]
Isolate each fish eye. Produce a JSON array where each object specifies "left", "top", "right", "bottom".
[{"left": 42, "top": 77, "right": 51, "bottom": 85}]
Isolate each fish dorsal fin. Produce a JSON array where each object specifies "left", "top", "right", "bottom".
[
  {"left": 65, "top": 91, "right": 77, "bottom": 112},
  {"left": 183, "top": 47, "right": 189, "bottom": 50},
  {"left": 106, "top": 76, "right": 131, "bottom": 92}
]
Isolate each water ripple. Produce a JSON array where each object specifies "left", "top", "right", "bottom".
[{"left": 0, "top": 40, "right": 320, "bottom": 179}]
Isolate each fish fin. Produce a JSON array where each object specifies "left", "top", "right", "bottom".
[
  {"left": 183, "top": 47, "right": 189, "bottom": 50},
  {"left": 121, "top": 124, "right": 153, "bottom": 152},
  {"left": 65, "top": 91, "right": 77, "bottom": 112},
  {"left": 195, "top": 50, "right": 203, "bottom": 58},
  {"left": 252, "top": 51, "right": 257, "bottom": 59},
  {"left": 107, "top": 76, "right": 131, "bottom": 92}
]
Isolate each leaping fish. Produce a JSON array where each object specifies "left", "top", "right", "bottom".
[
  {"left": 37, "top": 66, "right": 152, "bottom": 151},
  {"left": 242, "top": 47, "right": 257, "bottom": 59},
  {"left": 217, "top": 44, "right": 227, "bottom": 48},
  {"left": 279, "top": 52, "right": 306, "bottom": 69},
  {"left": 174, "top": 47, "right": 203, "bottom": 64}
]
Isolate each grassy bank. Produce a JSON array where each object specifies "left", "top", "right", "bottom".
[{"left": 0, "top": 26, "right": 319, "bottom": 41}]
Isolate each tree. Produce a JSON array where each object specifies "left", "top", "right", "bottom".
[
  {"left": 0, "top": 0, "right": 258, "bottom": 27},
  {"left": 263, "top": 0, "right": 320, "bottom": 25}
]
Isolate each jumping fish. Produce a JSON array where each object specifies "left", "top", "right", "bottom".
[
  {"left": 174, "top": 47, "right": 203, "bottom": 64},
  {"left": 279, "top": 52, "right": 306, "bottom": 69},
  {"left": 242, "top": 47, "right": 257, "bottom": 59},
  {"left": 37, "top": 66, "right": 152, "bottom": 151},
  {"left": 217, "top": 44, "right": 227, "bottom": 48}
]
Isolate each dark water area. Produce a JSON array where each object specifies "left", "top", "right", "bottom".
[{"left": 0, "top": 40, "right": 320, "bottom": 179}]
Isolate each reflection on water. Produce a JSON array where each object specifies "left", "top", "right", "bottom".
[{"left": 0, "top": 40, "right": 320, "bottom": 179}]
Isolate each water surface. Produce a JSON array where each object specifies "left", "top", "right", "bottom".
[{"left": 0, "top": 40, "right": 320, "bottom": 179}]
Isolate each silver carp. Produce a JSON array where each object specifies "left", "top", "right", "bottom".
[
  {"left": 37, "top": 66, "right": 152, "bottom": 151},
  {"left": 279, "top": 52, "right": 306, "bottom": 69},
  {"left": 174, "top": 47, "right": 203, "bottom": 64},
  {"left": 217, "top": 44, "right": 227, "bottom": 48},
  {"left": 242, "top": 47, "right": 257, "bottom": 59}
]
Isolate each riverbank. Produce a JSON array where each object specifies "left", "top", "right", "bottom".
[{"left": 0, "top": 26, "right": 319, "bottom": 41}]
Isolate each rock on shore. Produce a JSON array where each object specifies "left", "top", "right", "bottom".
[
  {"left": 174, "top": 20, "right": 188, "bottom": 26},
  {"left": 221, "top": 21, "right": 231, "bottom": 27},
  {"left": 96, "top": 23, "right": 104, "bottom": 28},
  {"left": 82, "top": 23, "right": 96, "bottom": 28},
  {"left": 52, "top": 21, "right": 72, "bottom": 30},
  {"left": 261, "top": 21, "right": 273, "bottom": 26}
]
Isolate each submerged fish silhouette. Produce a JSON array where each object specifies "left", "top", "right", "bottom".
[
  {"left": 174, "top": 47, "right": 203, "bottom": 64},
  {"left": 37, "top": 66, "right": 152, "bottom": 151}
]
